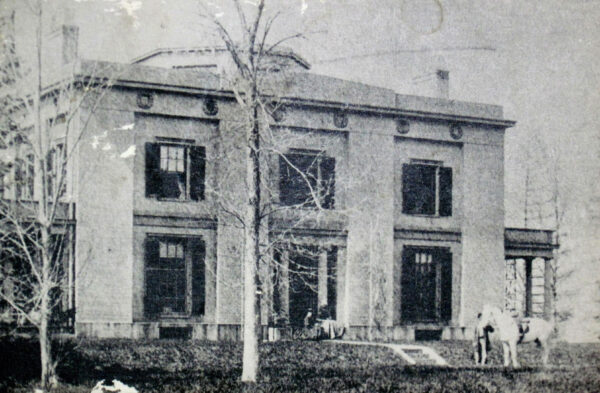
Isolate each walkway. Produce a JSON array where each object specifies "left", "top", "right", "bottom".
[{"left": 327, "top": 340, "right": 448, "bottom": 366}]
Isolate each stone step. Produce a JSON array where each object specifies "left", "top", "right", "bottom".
[{"left": 402, "top": 348, "right": 439, "bottom": 364}]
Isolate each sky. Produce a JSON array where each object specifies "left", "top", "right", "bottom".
[{"left": 6, "top": 0, "right": 599, "bottom": 341}]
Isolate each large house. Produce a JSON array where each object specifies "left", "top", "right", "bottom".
[{"left": 2, "top": 26, "right": 557, "bottom": 341}]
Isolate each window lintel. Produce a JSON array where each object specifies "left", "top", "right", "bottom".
[
  {"left": 409, "top": 158, "right": 443, "bottom": 166},
  {"left": 155, "top": 136, "right": 195, "bottom": 145}
]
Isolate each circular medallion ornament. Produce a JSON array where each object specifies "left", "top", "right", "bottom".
[
  {"left": 450, "top": 124, "right": 463, "bottom": 140},
  {"left": 203, "top": 97, "right": 219, "bottom": 116},
  {"left": 333, "top": 111, "right": 348, "bottom": 129},
  {"left": 136, "top": 92, "right": 154, "bottom": 109},
  {"left": 396, "top": 119, "right": 410, "bottom": 134}
]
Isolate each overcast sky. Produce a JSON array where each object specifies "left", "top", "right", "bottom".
[{"left": 8, "top": 0, "right": 599, "bottom": 341}]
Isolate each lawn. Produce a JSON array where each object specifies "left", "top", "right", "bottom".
[{"left": 1, "top": 337, "right": 599, "bottom": 392}]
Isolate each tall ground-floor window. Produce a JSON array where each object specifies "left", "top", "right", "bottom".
[
  {"left": 273, "top": 245, "right": 337, "bottom": 327},
  {"left": 144, "top": 235, "right": 205, "bottom": 318},
  {"left": 401, "top": 246, "right": 452, "bottom": 323}
]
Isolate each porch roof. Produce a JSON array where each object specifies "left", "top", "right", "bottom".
[{"left": 504, "top": 227, "right": 557, "bottom": 259}]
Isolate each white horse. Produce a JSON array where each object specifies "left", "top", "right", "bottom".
[{"left": 477, "top": 304, "right": 553, "bottom": 367}]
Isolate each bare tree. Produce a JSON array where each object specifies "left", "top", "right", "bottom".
[
  {"left": 522, "top": 135, "right": 574, "bottom": 331},
  {"left": 0, "top": 1, "right": 113, "bottom": 390},
  {"left": 199, "top": 0, "right": 342, "bottom": 382}
]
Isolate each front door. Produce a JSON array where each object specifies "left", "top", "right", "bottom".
[
  {"left": 401, "top": 247, "right": 452, "bottom": 323},
  {"left": 288, "top": 249, "right": 319, "bottom": 327}
]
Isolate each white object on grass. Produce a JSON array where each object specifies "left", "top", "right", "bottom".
[{"left": 90, "top": 379, "right": 138, "bottom": 393}]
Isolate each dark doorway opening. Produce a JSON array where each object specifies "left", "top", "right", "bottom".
[
  {"left": 401, "top": 246, "right": 452, "bottom": 323},
  {"left": 288, "top": 247, "right": 319, "bottom": 327}
]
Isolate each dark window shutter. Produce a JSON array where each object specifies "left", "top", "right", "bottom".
[
  {"left": 190, "top": 146, "right": 206, "bottom": 201},
  {"left": 279, "top": 155, "right": 292, "bottom": 206},
  {"left": 46, "top": 149, "right": 54, "bottom": 199},
  {"left": 189, "top": 237, "right": 206, "bottom": 316},
  {"left": 15, "top": 159, "right": 23, "bottom": 199},
  {"left": 401, "top": 247, "right": 416, "bottom": 322},
  {"left": 272, "top": 251, "right": 282, "bottom": 322},
  {"left": 440, "top": 249, "right": 452, "bottom": 322},
  {"left": 402, "top": 164, "right": 414, "bottom": 214},
  {"left": 145, "top": 143, "right": 161, "bottom": 198},
  {"left": 439, "top": 167, "right": 453, "bottom": 217},
  {"left": 144, "top": 237, "right": 160, "bottom": 317},
  {"left": 320, "top": 157, "right": 336, "bottom": 209}
]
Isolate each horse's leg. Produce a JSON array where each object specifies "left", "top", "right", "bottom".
[
  {"left": 479, "top": 337, "right": 487, "bottom": 365},
  {"left": 502, "top": 342, "right": 510, "bottom": 367},
  {"left": 509, "top": 340, "right": 520, "bottom": 368},
  {"left": 541, "top": 338, "right": 550, "bottom": 367}
]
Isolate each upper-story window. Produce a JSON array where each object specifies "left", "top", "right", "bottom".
[
  {"left": 15, "top": 153, "right": 35, "bottom": 200},
  {"left": 279, "top": 149, "right": 335, "bottom": 209},
  {"left": 145, "top": 141, "right": 205, "bottom": 201},
  {"left": 47, "top": 143, "right": 65, "bottom": 199},
  {"left": 402, "top": 161, "right": 452, "bottom": 217}
]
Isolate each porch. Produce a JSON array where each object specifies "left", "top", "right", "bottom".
[{"left": 504, "top": 228, "right": 558, "bottom": 319}]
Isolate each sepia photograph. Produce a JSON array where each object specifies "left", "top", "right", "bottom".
[{"left": 0, "top": 0, "right": 598, "bottom": 392}]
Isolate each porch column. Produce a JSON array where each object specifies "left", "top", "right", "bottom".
[
  {"left": 543, "top": 258, "right": 553, "bottom": 320},
  {"left": 337, "top": 246, "right": 348, "bottom": 325},
  {"left": 318, "top": 249, "right": 328, "bottom": 311},
  {"left": 279, "top": 249, "right": 290, "bottom": 323},
  {"left": 67, "top": 230, "right": 75, "bottom": 311},
  {"left": 524, "top": 257, "right": 533, "bottom": 317}
]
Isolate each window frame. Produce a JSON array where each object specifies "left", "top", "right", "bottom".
[
  {"left": 143, "top": 235, "right": 206, "bottom": 319},
  {"left": 159, "top": 143, "right": 190, "bottom": 200},
  {"left": 145, "top": 139, "right": 205, "bottom": 202},
  {"left": 401, "top": 246, "right": 452, "bottom": 323},
  {"left": 402, "top": 160, "right": 452, "bottom": 217},
  {"left": 278, "top": 149, "right": 336, "bottom": 210},
  {"left": 15, "top": 153, "right": 35, "bottom": 200},
  {"left": 47, "top": 143, "right": 66, "bottom": 200}
]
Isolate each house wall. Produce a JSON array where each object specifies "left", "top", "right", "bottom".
[
  {"left": 72, "top": 73, "right": 509, "bottom": 339},
  {"left": 460, "top": 127, "right": 506, "bottom": 327},
  {"left": 75, "top": 106, "right": 135, "bottom": 323},
  {"left": 393, "top": 127, "right": 463, "bottom": 229},
  {"left": 345, "top": 116, "right": 396, "bottom": 327}
]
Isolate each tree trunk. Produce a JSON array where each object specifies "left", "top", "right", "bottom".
[
  {"left": 39, "top": 303, "right": 55, "bottom": 391},
  {"left": 241, "top": 101, "right": 261, "bottom": 383},
  {"left": 40, "top": 233, "right": 56, "bottom": 391}
]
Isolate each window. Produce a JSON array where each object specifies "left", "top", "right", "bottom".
[
  {"left": 15, "top": 154, "right": 34, "bottom": 200},
  {"left": 47, "top": 144, "right": 65, "bottom": 199},
  {"left": 145, "top": 142, "right": 205, "bottom": 201},
  {"left": 279, "top": 150, "right": 335, "bottom": 209},
  {"left": 401, "top": 247, "right": 452, "bottom": 323},
  {"left": 144, "top": 236, "right": 205, "bottom": 317},
  {"left": 402, "top": 162, "right": 452, "bottom": 216}
]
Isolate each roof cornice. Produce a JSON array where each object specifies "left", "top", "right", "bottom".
[{"left": 107, "top": 78, "right": 516, "bottom": 128}]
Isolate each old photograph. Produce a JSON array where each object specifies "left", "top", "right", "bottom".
[{"left": 0, "top": 0, "right": 598, "bottom": 392}]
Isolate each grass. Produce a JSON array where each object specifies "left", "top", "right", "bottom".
[{"left": 1, "top": 337, "right": 599, "bottom": 392}]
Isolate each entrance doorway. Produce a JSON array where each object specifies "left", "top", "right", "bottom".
[
  {"left": 401, "top": 246, "right": 452, "bottom": 323},
  {"left": 273, "top": 245, "right": 338, "bottom": 327}
]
